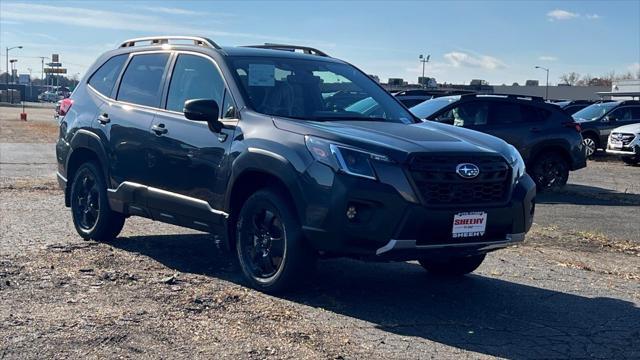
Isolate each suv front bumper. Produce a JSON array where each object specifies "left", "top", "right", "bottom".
[{"left": 299, "top": 162, "right": 536, "bottom": 261}]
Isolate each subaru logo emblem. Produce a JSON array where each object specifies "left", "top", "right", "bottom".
[{"left": 456, "top": 163, "right": 480, "bottom": 179}]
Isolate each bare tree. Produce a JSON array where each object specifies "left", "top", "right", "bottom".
[{"left": 559, "top": 72, "right": 580, "bottom": 86}]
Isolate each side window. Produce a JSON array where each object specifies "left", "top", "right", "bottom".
[
  {"left": 488, "top": 102, "right": 522, "bottom": 125},
  {"left": 520, "top": 104, "right": 550, "bottom": 123},
  {"left": 221, "top": 90, "right": 237, "bottom": 119},
  {"left": 166, "top": 54, "right": 225, "bottom": 113},
  {"left": 88, "top": 54, "right": 127, "bottom": 97},
  {"left": 117, "top": 53, "right": 169, "bottom": 107},
  {"left": 609, "top": 107, "right": 633, "bottom": 121},
  {"left": 438, "top": 101, "right": 489, "bottom": 127},
  {"left": 630, "top": 106, "right": 640, "bottom": 120}
]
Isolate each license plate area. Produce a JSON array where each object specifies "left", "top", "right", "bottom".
[{"left": 452, "top": 212, "right": 487, "bottom": 239}]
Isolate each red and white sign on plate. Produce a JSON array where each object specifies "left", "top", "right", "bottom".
[{"left": 452, "top": 212, "right": 487, "bottom": 238}]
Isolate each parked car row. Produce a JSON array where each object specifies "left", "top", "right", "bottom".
[{"left": 409, "top": 94, "right": 587, "bottom": 190}]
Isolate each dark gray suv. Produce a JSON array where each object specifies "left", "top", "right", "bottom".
[{"left": 56, "top": 36, "right": 535, "bottom": 292}]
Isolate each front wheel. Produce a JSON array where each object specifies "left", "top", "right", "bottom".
[
  {"left": 235, "top": 188, "right": 315, "bottom": 293},
  {"left": 418, "top": 254, "right": 486, "bottom": 276},
  {"left": 530, "top": 152, "right": 569, "bottom": 191},
  {"left": 70, "top": 162, "right": 125, "bottom": 241},
  {"left": 582, "top": 135, "right": 598, "bottom": 158},
  {"left": 622, "top": 155, "right": 640, "bottom": 165}
]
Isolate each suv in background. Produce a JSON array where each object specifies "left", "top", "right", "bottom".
[
  {"left": 56, "top": 36, "right": 535, "bottom": 293},
  {"left": 410, "top": 94, "right": 587, "bottom": 190},
  {"left": 551, "top": 100, "right": 604, "bottom": 115},
  {"left": 573, "top": 100, "right": 640, "bottom": 157},
  {"left": 606, "top": 123, "right": 640, "bottom": 165}
]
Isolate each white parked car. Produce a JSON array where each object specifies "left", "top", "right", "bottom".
[{"left": 606, "top": 123, "right": 640, "bottom": 165}]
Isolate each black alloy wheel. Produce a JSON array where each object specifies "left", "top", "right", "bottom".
[{"left": 531, "top": 152, "right": 569, "bottom": 191}]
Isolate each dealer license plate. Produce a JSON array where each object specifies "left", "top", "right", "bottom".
[
  {"left": 452, "top": 212, "right": 487, "bottom": 238},
  {"left": 609, "top": 140, "right": 623, "bottom": 149}
]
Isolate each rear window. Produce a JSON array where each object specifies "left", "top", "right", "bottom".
[
  {"left": 88, "top": 54, "right": 127, "bottom": 97},
  {"left": 117, "top": 53, "right": 170, "bottom": 107}
]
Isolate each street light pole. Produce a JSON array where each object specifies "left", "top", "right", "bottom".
[
  {"left": 535, "top": 66, "right": 550, "bottom": 100},
  {"left": 5, "top": 46, "right": 23, "bottom": 84},
  {"left": 419, "top": 54, "right": 431, "bottom": 88}
]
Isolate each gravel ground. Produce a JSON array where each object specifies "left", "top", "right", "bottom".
[{"left": 1, "top": 105, "right": 639, "bottom": 359}]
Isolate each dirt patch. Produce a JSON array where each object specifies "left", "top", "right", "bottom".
[{"left": 0, "top": 106, "right": 59, "bottom": 143}]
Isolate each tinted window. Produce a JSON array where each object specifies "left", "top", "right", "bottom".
[
  {"left": 88, "top": 54, "right": 127, "bottom": 97},
  {"left": 437, "top": 101, "right": 489, "bottom": 127},
  {"left": 221, "top": 91, "right": 236, "bottom": 119},
  {"left": 488, "top": 102, "right": 522, "bottom": 124},
  {"left": 117, "top": 53, "right": 169, "bottom": 107},
  {"left": 166, "top": 54, "right": 225, "bottom": 113},
  {"left": 410, "top": 96, "right": 460, "bottom": 119},
  {"left": 609, "top": 106, "right": 640, "bottom": 121},
  {"left": 520, "top": 104, "right": 550, "bottom": 123}
]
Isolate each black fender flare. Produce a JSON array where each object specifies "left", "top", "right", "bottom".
[
  {"left": 66, "top": 129, "right": 110, "bottom": 184},
  {"left": 528, "top": 139, "right": 572, "bottom": 166},
  {"left": 224, "top": 147, "right": 308, "bottom": 221}
]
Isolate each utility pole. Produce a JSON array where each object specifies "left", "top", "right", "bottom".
[
  {"left": 419, "top": 54, "right": 430, "bottom": 88},
  {"left": 535, "top": 66, "right": 550, "bottom": 100},
  {"left": 39, "top": 57, "right": 47, "bottom": 81}
]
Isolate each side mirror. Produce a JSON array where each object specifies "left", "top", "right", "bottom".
[
  {"left": 602, "top": 115, "right": 612, "bottom": 123},
  {"left": 184, "top": 99, "right": 222, "bottom": 133}
]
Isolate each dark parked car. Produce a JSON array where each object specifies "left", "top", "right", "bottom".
[
  {"left": 551, "top": 100, "right": 604, "bottom": 115},
  {"left": 410, "top": 94, "right": 587, "bottom": 190},
  {"left": 573, "top": 100, "right": 640, "bottom": 157},
  {"left": 56, "top": 36, "right": 535, "bottom": 293}
]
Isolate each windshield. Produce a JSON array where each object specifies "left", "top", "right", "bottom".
[
  {"left": 572, "top": 102, "right": 618, "bottom": 122},
  {"left": 229, "top": 56, "right": 414, "bottom": 123},
  {"left": 409, "top": 96, "right": 461, "bottom": 119}
]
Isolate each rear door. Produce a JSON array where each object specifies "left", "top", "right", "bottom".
[
  {"left": 147, "top": 52, "right": 237, "bottom": 228},
  {"left": 102, "top": 52, "right": 171, "bottom": 186}
]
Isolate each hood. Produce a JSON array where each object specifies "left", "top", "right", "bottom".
[
  {"left": 611, "top": 123, "right": 640, "bottom": 134},
  {"left": 273, "top": 118, "right": 512, "bottom": 163}
]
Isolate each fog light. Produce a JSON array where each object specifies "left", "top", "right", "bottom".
[{"left": 346, "top": 205, "right": 357, "bottom": 220}]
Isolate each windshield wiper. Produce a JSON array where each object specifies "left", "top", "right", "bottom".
[{"left": 310, "top": 115, "right": 389, "bottom": 122}]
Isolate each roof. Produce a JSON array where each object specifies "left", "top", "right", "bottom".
[
  {"left": 597, "top": 91, "right": 640, "bottom": 98},
  {"left": 221, "top": 46, "right": 343, "bottom": 63}
]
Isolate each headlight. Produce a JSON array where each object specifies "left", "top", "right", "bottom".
[
  {"left": 506, "top": 145, "right": 526, "bottom": 180},
  {"left": 305, "top": 136, "right": 391, "bottom": 180}
]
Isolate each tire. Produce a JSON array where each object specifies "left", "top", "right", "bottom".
[
  {"left": 70, "top": 162, "right": 125, "bottom": 241},
  {"left": 530, "top": 152, "right": 569, "bottom": 191},
  {"left": 235, "top": 188, "right": 315, "bottom": 293},
  {"left": 582, "top": 134, "right": 598, "bottom": 158},
  {"left": 622, "top": 156, "right": 640, "bottom": 165},
  {"left": 418, "top": 254, "right": 486, "bottom": 276}
]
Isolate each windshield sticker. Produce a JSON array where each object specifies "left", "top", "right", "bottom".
[{"left": 248, "top": 64, "right": 275, "bottom": 87}]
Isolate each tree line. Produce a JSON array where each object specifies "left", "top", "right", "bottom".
[{"left": 558, "top": 70, "right": 639, "bottom": 87}]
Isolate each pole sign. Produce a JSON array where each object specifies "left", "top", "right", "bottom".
[
  {"left": 44, "top": 68, "right": 67, "bottom": 74},
  {"left": 52, "top": 54, "right": 59, "bottom": 63}
]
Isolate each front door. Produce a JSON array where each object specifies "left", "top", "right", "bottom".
[{"left": 148, "top": 53, "right": 237, "bottom": 228}]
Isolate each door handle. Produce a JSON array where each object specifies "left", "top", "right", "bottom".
[
  {"left": 151, "top": 123, "right": 168, "bottom": 135},
  {"left": 98, "top": 113, "right": 110, "bottom": 124}
]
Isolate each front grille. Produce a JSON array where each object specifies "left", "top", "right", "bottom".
[
  {"left": 611, "top": 133, "right": 636, "bottom": 146},
  {"left": 409, "top": 155, "right": 511, "bottom": 206}
]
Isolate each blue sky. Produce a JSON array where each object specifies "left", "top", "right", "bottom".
[{"left": 1, "top": 0, "right": 638, "bottom": 85}]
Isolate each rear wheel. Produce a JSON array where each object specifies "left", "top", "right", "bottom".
[
  {"left": 530, "top": 152, "right": 569, "bottom": 191},
  {"left": 622, "top": 155, "right": 640, "bottom": 165},
  {"left": 70, "top": 162, "right": 125, "bottom": 241},
  {"left": 582, "top": 135, "right": 598, "bottom": 158},
  {"left": 235, "top": 188, "right": 315, "bottom": 293},
  {"left": 418, "top": 254, "right": 486, "bottom": 276}
]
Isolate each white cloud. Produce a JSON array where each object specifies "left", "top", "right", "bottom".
[
  {"left": 0, "top": 3, "right": 326, "bottom": 45},
  {"left": 538, "top": 56, "right": 557, "bottom": 61},
  {"left": 585, "top": 14, "right": 601, "bottom": 20},
  {"left": 629, "top": 62, "right": 640, "bottom": 72},
  {"left": 547, "top": 9, "right": 579, "bottom": 21},
  {"left": 443, "top": 51, "right": 506, "bottom": 70}
]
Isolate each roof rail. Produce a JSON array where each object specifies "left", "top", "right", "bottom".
[
  {"left": 119, "top": 36, "right": 221, "bottom": 49},
  {"left": 244, "top": 43, "right": 329, "bottom": 57},
  {"left": 465, "top": 93, "right": 545, "bottom": 102}
]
